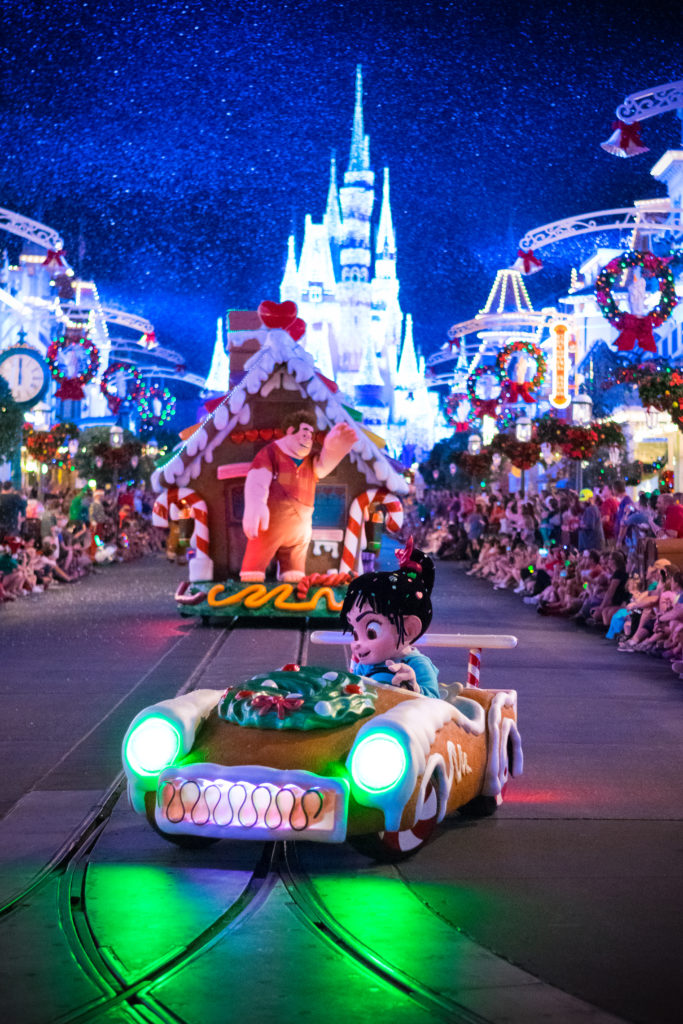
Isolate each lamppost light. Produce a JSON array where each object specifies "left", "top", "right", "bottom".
[
  {"left": 515, "top": 416, "right": 533, "bottom": 443},
  {"left": 109, "top": 424, "right": 124, "bottom": 449},
  {"left": 571, "top": 393, "right": 593, "bottom": 426},
  {"left": 468, "top": 434, "right": 482, "bottom": 454}
]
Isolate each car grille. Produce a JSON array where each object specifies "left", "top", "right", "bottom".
[{"left": 155, "top": 763, "right": 349, "bottom": 843}]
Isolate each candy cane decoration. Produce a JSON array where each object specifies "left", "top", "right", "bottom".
[
  {"left": 466, "top": 647, "right": 481, "bottom": 688},
  {"left": 153, "top": 486, "right": 214, "bottom": 582},
  {"left": 340, "top": 488, "right": 404, "bottom": 574}
]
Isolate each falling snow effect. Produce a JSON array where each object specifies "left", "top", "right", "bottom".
[{"left": 0, "top": 0, "right": 680, "bottom": 395}]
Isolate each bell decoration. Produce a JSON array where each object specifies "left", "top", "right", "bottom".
[
  {"left": 600, "top": 120, "right": 649, "bottom": 158},
  {"left": 513, "top": 248, "right": 543, "bottom": 275}
]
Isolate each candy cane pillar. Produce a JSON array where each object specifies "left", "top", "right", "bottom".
[
  {"left": 340, "top": 489, "right": 404, "bottom": 574},
  {"left": 153, "top": 487, "right": 214, "bottom": 582}
]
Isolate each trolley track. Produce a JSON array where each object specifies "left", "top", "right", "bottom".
[{"left": 0, "top": 617, "right": 549, "bottom": 1024}]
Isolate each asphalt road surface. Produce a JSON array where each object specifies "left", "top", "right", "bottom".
[{"left": 1, "top": 554, "right": 682, "bottom": 1023}]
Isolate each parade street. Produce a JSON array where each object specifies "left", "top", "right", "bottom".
[{"left": 1, "top": 555, "right": 682, "bottom": 1024}]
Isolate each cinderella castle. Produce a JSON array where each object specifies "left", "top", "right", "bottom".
[
  {"left": 203, "top": 67, "right": 446, "bottom": 461},
  {"left": 277, "top": 66, "right": 444, "bottom": 461}
]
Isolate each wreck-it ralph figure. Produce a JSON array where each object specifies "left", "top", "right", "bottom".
[
  {"left": 240, "top": 409, "right": 357, "bottom": 582},
  {"left": 340, "top": 537, "right": 440, "bottom": 697}
]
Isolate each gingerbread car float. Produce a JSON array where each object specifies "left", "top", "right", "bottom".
[{"left": 122, "top": 635, "right": 522, "bottom": 858}]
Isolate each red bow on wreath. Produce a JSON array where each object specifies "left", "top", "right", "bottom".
[
  {"left": 614, "top": 313, "right": 657, "bottom": 353},
  {"left": 506, "top": 381, "right": 535, "bottom": 404},
  {"left": 455, "top": 422, "right": 469, "bottom": 433},
  {"left": 250, "top": 693, "right": 304, "bottom": 719},
  {"left": 474, "top": 398, "right": 499, "bottom": 418},
  {"left": 516, "top": 248, "right": 543, "bottom": 274},
  {"left": 55, "top": 378, "right": 87, "bottom": 401}
]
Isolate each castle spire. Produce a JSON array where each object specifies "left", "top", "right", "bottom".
[
  {"left": 203, "top": 317, "right": 231, "bottom": 393},
  {"left": 397, "top": 314, "right": 420, "bottom": 382},
  {"left": 280, "top": 234, "right": 299, "bottom": 299},
  {"left": 375, "top": 167, "right": 396, "bottom": 257},
  {"left": 324, "top": 152, "right": 343, "bottom": 242},
  {"left": 349, "top": 64, "right": 369, "bottom": 172}
]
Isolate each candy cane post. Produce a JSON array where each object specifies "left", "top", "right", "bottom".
[
  {"left": 549, "top": 323, "right": 571, "bottom": 409},
  {"left": 153, "top": 487, "right": 214, "bottom": 582},
  {"left": 340, "top": 488, "right": 404, "bottom": 574},
  {"left": 466, "top": 647, "right": 481, "bottom": 688}
]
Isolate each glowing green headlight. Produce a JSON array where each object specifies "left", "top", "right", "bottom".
[
  {"left": 124, "top": 715, "right": 182, "bottom": 777},
  {"left": 350, "top": 732, "right": 408, "bottom": 793}
]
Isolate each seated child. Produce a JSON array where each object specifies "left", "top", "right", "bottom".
[{"left": 340, "top": 537, "right": 440, "bottom": 697}]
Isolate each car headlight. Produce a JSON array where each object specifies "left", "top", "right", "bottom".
[
  {"left": 123, "top": 715, "right": 182, "bottom": 777},
  {"left": 349, "top": 731, "right": 408, "bottom": 793}
]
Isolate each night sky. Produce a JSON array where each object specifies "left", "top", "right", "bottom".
[{"left": 1, "top": 0, "right": 680, "bottom": 393}]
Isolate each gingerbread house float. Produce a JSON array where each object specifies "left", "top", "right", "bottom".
[{"left": 152, "top": 306, "right": 409, "bottom": 618}]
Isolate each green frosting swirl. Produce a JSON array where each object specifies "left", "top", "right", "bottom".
[{"left": 218, "top": 666, "right": 376, "bottom": 731}]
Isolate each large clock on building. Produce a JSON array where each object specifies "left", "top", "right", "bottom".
[{"left": 0, "top": 346, "right": 51, "bottom": 409}]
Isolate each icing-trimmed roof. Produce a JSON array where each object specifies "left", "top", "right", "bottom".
[{"left": 152, "top": 328, "right": 409, "bottom": 496}]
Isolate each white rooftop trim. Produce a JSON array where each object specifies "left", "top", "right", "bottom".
[{"left": 152, "top": 328, "right": 408, "bottom": 496}]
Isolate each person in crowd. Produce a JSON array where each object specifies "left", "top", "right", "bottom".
[
  {"left": 578, "top": 489, "right": 605, "bottom": 551},
  {"left": 0, "top": 480, "right": 26, "bottom": 542}
]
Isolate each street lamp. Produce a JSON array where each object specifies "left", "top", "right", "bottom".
[
  {"left": 515, "top": 416, "right": 533, "bottom": 443},
  {"left": 645, "top": 407, "right": 659, "bottom": 430},
  {"left": 145, "top": 437, "right": 159, "bottom": 460},
  {"left": 109, "top": 424, "right": 124, "bottom": 449},
  {"left": 515, "top": 416, "right": 533, "bottom": 496},
  {"left": 571, "top": 393, "right": 593, "bottom": 491},
  {"left": 468, "top": 433, "right": 482, "bottom": 454},
  {"left": 571, "top": 392, "right": 593, "bottom": 426}
]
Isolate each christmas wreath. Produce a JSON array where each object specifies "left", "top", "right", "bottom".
[
  {"left": 595, "top": 250, "right": 677, "bottom": 353},
  {"left": 466, "top": 366, "right": 502, "bottom": 418},
  {"left": 47, "top": 333, "right": 100, "bottom": 400},
  {"left": 100, "top": 362, "right": 143, "bottom": 414},
  {"left": 445, "top": 391, "right": 470, "bottom": 431},
  {"left": 136, "top": 383, "right": 176, "bottom": 426},
  {"left": 496, "top": 340, "right": 546, "bottom": 403}
]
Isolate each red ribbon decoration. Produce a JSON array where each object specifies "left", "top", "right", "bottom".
[
  {"left": 517, "top": 248, "right": 542, "bottom": 273},
  {"left": 507, "top": 381, "right": 535, "bottom": 404},
  {"left": 612, "top": 120, "right": 646, "bottom": 151},
  {"left": 474, "top": 398, "right": 499, "bottom": 418},
  {"left": 614, "top": 313, "right": 657, "bottom": 353},
  {"left": 455, "top": 422, "right": 469, "bottom": 433},
  {"left": 55, "top": 378, "right": 86, "bottom": 400},
  {"left": 395, "top": 535, "right": 422, "bottom": 574},
  {"left": 43, "top": 248, "right": 66, "bottom": 269},
  {"left": 257, "top": 299, "right": 307, "bottom": 341},
  {"left": 250, "top": 693, "right": 304, "bottom": 720}
]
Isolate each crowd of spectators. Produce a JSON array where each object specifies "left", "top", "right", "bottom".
[
  {"left": 407, "top": 479, "right": 683, "bottom": 678},
  {"left": 0, "top": 480, "right": 165, "bottom": 604}
]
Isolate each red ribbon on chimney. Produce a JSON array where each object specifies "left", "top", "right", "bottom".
[{"left": 517, "top": 249, "right": 542, "bottom": 273}]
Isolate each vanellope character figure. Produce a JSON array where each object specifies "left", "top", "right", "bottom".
[{"left": 340, "top": 536, "right": 440, "bottom": 698}]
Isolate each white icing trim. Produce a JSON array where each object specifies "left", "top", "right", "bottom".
[
  {"left": 150, "top": 330, "right": 409, "bottom": 495},
  {"left": 346, "top": 695, "right": 483, "bottom": 832},
  {"left": 481, "top": 690, "right": 523, "bottom": 801}
]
